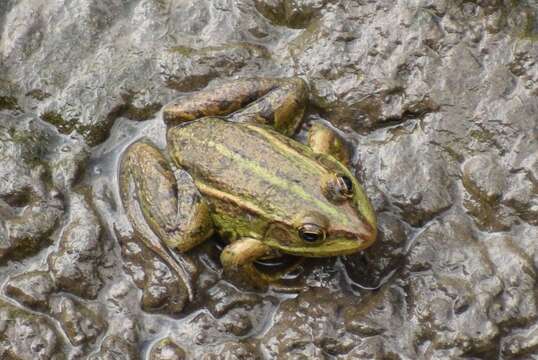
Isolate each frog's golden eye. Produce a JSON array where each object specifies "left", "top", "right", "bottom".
[{"left": 298, "top": 223, "right": 326, "bottom": 243}]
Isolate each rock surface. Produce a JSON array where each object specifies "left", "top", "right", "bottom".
[{"left": 1, "top": 0, "right": 537, "bottom": 358}]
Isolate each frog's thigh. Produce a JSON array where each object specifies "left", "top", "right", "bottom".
[
  {"left": 307, "top": 122, "right": 351, "bottom": 166},
  {"left": 119, "top": 141, "right": 213, "bottom": 252},
  {"left": 228, "top": 77, "right": 308, "bottom": 136}
]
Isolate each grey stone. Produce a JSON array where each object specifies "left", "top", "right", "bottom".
[
  {"left": 4, "top": 271, "right": 56, "bottom": 311},
  {"left": 48, "top": 190, "right": 104, "bottom": 299}
]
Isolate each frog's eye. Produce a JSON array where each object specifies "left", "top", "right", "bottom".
[
  {"left": 323, "top": 174, "right": 354, "bottom": 202},
  {"left": 298, "top": 223, "right": 326, "bottom": 243},
  {"left": 337, "top": 175, "right": 353, "bottom": 198}
]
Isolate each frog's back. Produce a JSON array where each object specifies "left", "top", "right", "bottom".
[{"left": 167, "top": 117, "right": 346, "bottom": 225}]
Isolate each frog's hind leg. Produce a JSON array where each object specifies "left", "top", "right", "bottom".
[
  {"left": 119, "top": 140, "right": 214, "bottom": 303},
  {"left": 163, "top": 77, "right": 308, "bottom": 136}
]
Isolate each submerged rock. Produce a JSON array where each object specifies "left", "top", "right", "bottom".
[
  {"left": 149, "top": 337, "right": 186, "bottom": 360},
  {"left": 0, "top": 300, "right": 65, "bottom": 359},
  {"left": 4, "top": 271, "right": 56, "bottom": 312},
  {"left": 50, "top": 296, "right": 108, "bottom": 347},
  {"left": 48, "top": 190, "right": 104, "bottom": 299},
  {"left": 0, "top": 114, "right": 64, "bottom": 262},
  {"left": 88, "top": 335, "right": 138, "bottom": 360}
]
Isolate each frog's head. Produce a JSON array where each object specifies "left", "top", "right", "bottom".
[{"left": 263, "top": 158, "right": 377, "bottom": 257}]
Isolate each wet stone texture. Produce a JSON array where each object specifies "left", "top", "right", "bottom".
[{"left": 1, "top": 0, "right": 538, "bottom": 359}]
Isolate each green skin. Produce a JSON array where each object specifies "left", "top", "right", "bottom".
[{"left": 119, "top": 77, "right": 377, "bottom": 299}]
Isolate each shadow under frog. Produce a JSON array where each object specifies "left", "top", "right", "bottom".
[{"left": 118, "top": 77, "right": 377, "bottom": 313}]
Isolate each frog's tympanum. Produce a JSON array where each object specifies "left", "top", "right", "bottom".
[{"left": 119, "top": 78, "right": 376, "bottom": 304}]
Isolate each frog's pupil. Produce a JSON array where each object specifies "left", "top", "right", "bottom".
[
  {"left": 299, "top": 224, "right": 324, "bottom": 242},
  {"left": 340, "top": 175, "right": 353, "bottom": 195},
  {"left": 302, "top": 231, "right": 319, "bottom": 242}
]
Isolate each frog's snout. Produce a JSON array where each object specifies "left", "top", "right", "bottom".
[{"left": 357, "top": 221, "right": 377, "bottom": 250}]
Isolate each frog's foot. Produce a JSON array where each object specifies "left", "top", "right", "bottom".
[
  {"left": 220, "top": 238, "right": 304, "bottom": 291},
  {"left": 119, "top": 140, "right": 214, "bottom": 305},
  {"left": 307, "top": 122, "right": 351, "bottom": 166},
  {"left": 163, "top": 77, "right": 307, "bottom": 136},
  {"left": 227, "top": 77, "right": 307, "bottom": 136}
]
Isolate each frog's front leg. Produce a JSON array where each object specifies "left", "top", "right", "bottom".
[
  {"left": 220, "top": 238, "right": 277, "bottom": 287},
  {"left": 119, "top": 141, "right": 214, "bottom": 304},
  {"left": 163, "top": 77, "right": 307, "bottom": 136},
  {"left": 220, "top": 238, "right": 270, "bottom": 268},
  {"left": 220, "top": 238, "right": 302, "bottom": 287}
]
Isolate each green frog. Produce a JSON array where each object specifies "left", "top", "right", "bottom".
[{"left": 119, "top": 77, "right": 376, "bottom": 304}]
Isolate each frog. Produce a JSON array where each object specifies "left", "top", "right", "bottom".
[{"left": 119, "top": 77, "right": 377, "bottom": 306}]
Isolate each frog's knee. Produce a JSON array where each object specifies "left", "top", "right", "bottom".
[
  {"left": 120, "top": 141, "right": 170, "bottom": 182},
  {"left": 122, "top": 141, "right": 162, "bottom": 165}
]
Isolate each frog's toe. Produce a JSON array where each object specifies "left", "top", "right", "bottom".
[{"left": 307, "top": 122, "right": 350, "bottom": 166}]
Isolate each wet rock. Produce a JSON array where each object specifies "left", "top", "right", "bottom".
[
  {"left": 88, "top": 335, "right": 138, "bottom": 360},
  {"left": 49, "top": 141, "right": 89, "bottom": 193},
  {"left": 149, "top": 337, "right": 186, "bottom": 360},
  {"left": 161, "top": 43, "right": 271, "bottom": 92},
  {"left": 343, "top": 213, "right": 407, "bottom": 288},
  {"left": 4, "top": 271, "right": 56, "bottom": 312},
  {"left": 461, "top": 153, "right": 515, "bottom": 230},
  {"left": 0, "top": 114, "right": 64, "bottom": 262},
  {"left": 201, "top": 341, "right": 259, "bottom": 360},
  {"left": 254, "top": 0, "right": 329, "bottom": 28},
  {"left": 406, "top": 214, "right": 501, "bottom": 355},
  {"left": 501, "top": 324, "right": 538, "bottom": 358},
  {"left": 345, "top": 290, "right": 394, "bottom": 337},
  {"left": 481, "top": 234, "right": 537, "bottom": 327},
  {"left": 360, "top": 129, "right": 454, "bottom": 225},
  {"left": 0, "top": 0, "right": 279, "bottom": 145},
  {"left": 462, "top": 153, "right": 506, "bottom": 202},
  {"left": 219, "top": 310, "right": 253, "bottom": 337},
  {"left": 206, "top": 281, "right": 263, "bottom": 317},
  {"left": 0, "top": 300, "right": 65, "bottom": 359},
  {"left": 119, "top": 233, "right": 191, "bottom": 316},
  {"left": 260, "top": 287, "right": 355, "bottom": 358},
  {"left": 503, "top": 132, "right": 538, "bottom": 225},
  {"left": 0, "top": 195, "right": 63, "bottom": 259},
  {"left": 48, "top": 190, "right": 104, "bottom": 299},
  {"left": 50, "top": 296, "right": 107, "bottom": 347},
  {"left": 343, "top": 286, "right": 412, "bottom": 357},
  {"left": 289, "top": 3, "right": 443, "bottom": 131},
  {"left": 503, "top": 171, "right": 538, "bottom": 224}
]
